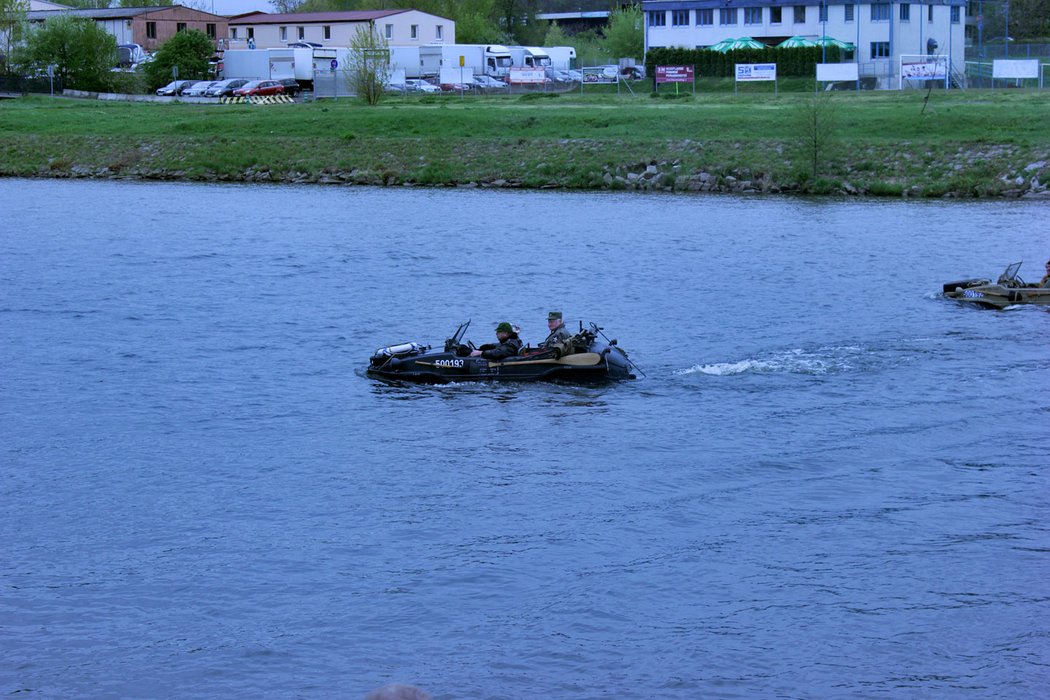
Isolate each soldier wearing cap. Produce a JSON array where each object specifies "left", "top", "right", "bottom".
[
  {"left": 470, "top": 322, "right": 522, "bottom": 360},
  {"left": 540, "top": 311, "right": 573, "bottom": 349}
]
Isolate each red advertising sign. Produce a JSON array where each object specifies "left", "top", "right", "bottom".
[{"left": 656, "top": 65, "right": 694, "bottom": 83}]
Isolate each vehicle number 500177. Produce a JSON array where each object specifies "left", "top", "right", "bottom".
[{"left": 435, "top": 359, "right": 464, "bottom": 368}]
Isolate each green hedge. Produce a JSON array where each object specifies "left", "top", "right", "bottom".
[{"left": 645, "top": 46, "right": 843, "bottom": 78}]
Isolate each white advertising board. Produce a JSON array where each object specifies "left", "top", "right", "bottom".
[
  {"left": 509, "top": 67, "right": 547, "bottom": 84},
  {"left": 439, "top": 67, "right": 474, "bottom": 85},
  {"left": 992, "top": 59, "right": 1039, "bottom": 79},
  {"left": 816, "top": 63, "right": 859, "bottom": 82},
  {"left": 735, "top": 63, "right": 777, "bottom": 82}
]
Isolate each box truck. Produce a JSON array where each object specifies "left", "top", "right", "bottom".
[
  {"left": 507, "top": 46, "right": 552, "bottom": 70},
  {"left": 419, "top": 44, "right": 512, "bottom": 78}
]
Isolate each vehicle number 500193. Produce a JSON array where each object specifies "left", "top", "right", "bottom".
[{"left": 435, "top": 359, "right": 464, "bottom": 368}]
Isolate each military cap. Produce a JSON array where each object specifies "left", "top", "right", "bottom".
[{"left": 547, "top": 311, "right": 562, "bottom": 320}]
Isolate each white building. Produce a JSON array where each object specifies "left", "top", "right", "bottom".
[
  {"left": 228, "top": 10, "right": 454, "bottom": 50},
  {"left": 642, "top": 0, "right": 966, "bottom": 87}
]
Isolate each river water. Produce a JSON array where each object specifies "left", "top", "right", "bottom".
[{"left": 2, "top": 179, "right": 1048, "bottom": 699}]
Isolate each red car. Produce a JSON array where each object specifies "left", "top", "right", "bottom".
[{"left": 232, "top": 80, "right": 285, "bottom": 97}]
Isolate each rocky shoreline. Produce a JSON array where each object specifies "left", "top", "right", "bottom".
[{"left": 5, "top": 137, "right": 1049, "bottom": 200}]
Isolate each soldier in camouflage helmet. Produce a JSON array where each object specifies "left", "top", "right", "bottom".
[{"left": 540, "top": 311, "right": 573, "bottom": 349}]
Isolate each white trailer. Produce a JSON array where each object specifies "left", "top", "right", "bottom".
[
  {"left": 390, "top": 46, "right": 422, "bottom": 79},
  {"left": 419, "top": 43, "right": 512, "bottom": 78},
  {"left": 221, "top": 48, "right": 296, "bottom": 81},
  {"left": 544, "top": 46, "right": 577, "bottom": 70}
]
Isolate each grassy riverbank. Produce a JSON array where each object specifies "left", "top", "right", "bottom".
[{"left": 2, "top": 90, "right": 1048, "bottom": 197}]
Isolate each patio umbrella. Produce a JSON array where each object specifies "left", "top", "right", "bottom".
[
  {"left": 711, "top": 37, "right": 767, "bottom": 53},
  {"left": 705, "top": 37, "right": 736, "bottom": 52},
  {"left": 778, "top": 35, "right": 817, "bottom": 48},
  {"left": 813, "top": 36, "right": 855, "bottom": 50}
]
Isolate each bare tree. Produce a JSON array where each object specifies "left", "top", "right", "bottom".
[
  {"left": 344, "top": 24, "right": 390, "bottom": 105},
  {"left": 794, "top": 88, "right": 839, "bottom": 180}
]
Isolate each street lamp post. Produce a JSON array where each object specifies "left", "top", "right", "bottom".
[{"left": 821, "top": 2, "right": 827, "bottom": 63}]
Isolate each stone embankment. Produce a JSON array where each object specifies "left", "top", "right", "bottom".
[{"left": 15, "top": 137, "right": 1050, "bottom": 200}]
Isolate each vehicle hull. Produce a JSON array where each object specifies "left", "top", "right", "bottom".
[
  {"left": 368, "top": 345, "right": 634, "bottom": 384},
  {"left": 943, "top": 278, "right": 1050, "bottom": 309}
]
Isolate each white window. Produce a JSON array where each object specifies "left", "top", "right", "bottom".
[
  {"left": 648, "top": 11, "right": 666, "bottom": 27},
  {"left": 297, "top": 27, "right": 304, "bottom": 40},
  {"left": 744, "top": 7, "right": 762, "bottom": 24},
  {"left": 844, "top": 5, "right": 854, "bottom": 22},
  {"left": 870, "top": 41, "right": 890, "bottom": 58},
  {"left": 900, "top": 3, "right": 910, "bottom": 21},
  {"left": 411, "top": 24, "right": 418, "bottom": 39},
  {"left": 770, "top": 7, "right": 782, "bottom": 23},
  {"left": 672, "top": 10, "right": 689, "bottom": 25},
  {"left": 871, "top": 3, "right": 890, "bottom": 21},
  {"left": 230, "top": 28, "right": 237, "bottom": 39},
  {"left": 436, "top": 24, "right": 443, "bottom": 40},
  {"left": 720, "top": 8, "right": 738, "bottom": 25},
  {"left": 794, "top": 5, "right": 806, "bottom": 23},
  {"left": 697, "top": 9, "right": 713, "bottom": 25},
  {"left": 385, "top": 24, "right": 393, "bottom": 39},
  {"left": 951, "top": 6, "right": 960, "bottom": 22},
  {"left": 323, "top": 25, "right": 331, "bottom": 40},
  {"left": 928, "top": 5, "right": 934, "bottom": 22},
  {"left": 280, "top": 26, "right": 287, "bottom": 41}
]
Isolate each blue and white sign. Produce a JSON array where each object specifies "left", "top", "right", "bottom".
[
  {"left": 735, "top": 63, "right": 777, "bottom": 82},
  {"left": 330, "top": 59, "right": 338, "bottom": 71}
]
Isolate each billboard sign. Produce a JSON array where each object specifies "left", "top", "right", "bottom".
[
  {"left": 735, "top": 63, "right": 776, "bottom": 82},
  {"left": 901, "top": 58, "right": 948, "bottom": 80},
  {"left": 992, "top": 59, "right": 1039, "bottom": 79},
  {"left": 816, "top": 63, "right": 859, "bottom": 82},
  {"left": 656, "top": 65, "right": 694, "bottom": 83},
  {"left": 509, "top": 67, "right": 546, "bottom": 84}
]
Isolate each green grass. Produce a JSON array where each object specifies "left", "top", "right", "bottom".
[{"left": 1, "top": 89, "right": 1048, "bottom": 197}]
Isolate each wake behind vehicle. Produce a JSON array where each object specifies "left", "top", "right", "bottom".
[
  {"left": 943, "top": 261, "right": 1050, "bottom": 309},
  {"left": 368, "top": 321, "right": 639, "bottom": 384}
]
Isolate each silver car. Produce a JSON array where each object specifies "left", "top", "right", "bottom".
[
  {"left": 180, "top": 81, "right": 218, "bottom": 97},
  {"left": 405, "top": 78, "right": 440, "bottom": 94}
]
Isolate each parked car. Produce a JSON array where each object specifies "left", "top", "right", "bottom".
[
  {"left": 620, "top": 64, "right": 645, "bottom": 80},
  {"left": 155, "top": 79, "right": 197, "bottom": 96},
  {"left": 208, "top": 79, "right": 249, "bottom": 97},
  {"left": 276, "top": 78, "right": 302, "bottom": 97},
  {"left": 439, "top": 80, "right": 477, "bottom": 92},
  {"left": 232, "top": 80, "right": 284, "bottom": 97},
  {"left": 405, "top": 78, "right": 440, "bottom": 94},
  {"left": 473, "top": 75, "right": 508, "bottom": 90},
  {"left": 546, "top": 69, "right": 571, "bottom": 83},
  {"left": 287, "top": 41, "right": 322, "bottom": 48},
  {"left": 180, "top": 81, "right": 218, "bottom": 97},
  {"left": 204, "top": 79, "right": 246, "bottom": 97}
]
